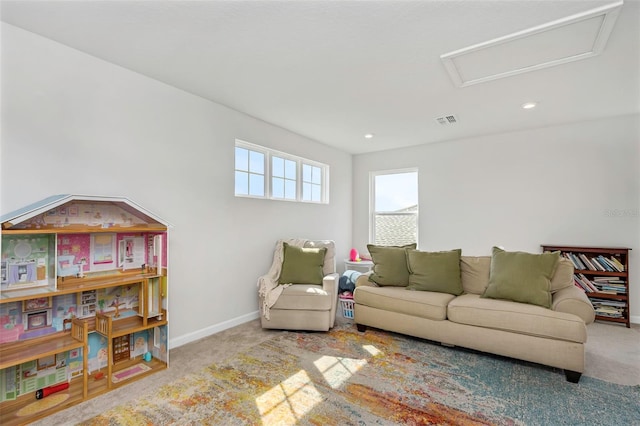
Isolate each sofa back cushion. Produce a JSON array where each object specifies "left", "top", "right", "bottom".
[
  {"left": 460, "top": 256, "right": 491, "bottom": 294},
  {"left": 367, "top": 243, "right": 416, "bottom": 286},
  {"left": 550, "top": 258, "right": 574, "bottom": 292},
  {"left": 461, "top": 255, "right": 573, "bottom": 295},
  {"left": 481, "top": 247, "right": 560, "bottom": 308},
  {"left": 406, "top": 249, "right": 463, "bottom": 295}
]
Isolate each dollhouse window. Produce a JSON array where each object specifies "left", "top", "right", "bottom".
[{"left": 91, "top": 233, "right": 115, "bottom": 270}]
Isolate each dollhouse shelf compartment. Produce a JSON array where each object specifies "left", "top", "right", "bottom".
[
  {"left": 96, "top": 309, "right": 168, "bottom": 338},
  {"left": 0, "top": 320, "right": 87, "bottom": 370}
]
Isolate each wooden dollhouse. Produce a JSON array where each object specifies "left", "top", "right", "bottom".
[{"left": 0, "top": 195, "right": 170, "bottom": 425}]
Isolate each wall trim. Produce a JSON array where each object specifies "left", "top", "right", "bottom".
[
  {"left": 169, "top": 310, "right": 260, "bottom": 349},
  {"left": 630, "top": 315, "right": 639, "bottom": 325}
]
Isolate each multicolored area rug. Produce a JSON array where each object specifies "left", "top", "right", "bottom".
[{"left": 81, "top": 325, "right": 639, "bottom": 425}]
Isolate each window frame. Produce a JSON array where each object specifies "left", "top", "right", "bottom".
[
  {"left": 369, "top": 168, "right": 419, "bottom": 246},
  {"left": 235, "top": 139, "right": 329, "bottom": 204}
]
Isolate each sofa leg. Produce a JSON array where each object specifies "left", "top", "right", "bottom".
[
  {"left": 356, "top": 323, "right": 367, "bottom": 332},
  {"left": 564, "top": 370, "right": 581, "bottom": 383}
]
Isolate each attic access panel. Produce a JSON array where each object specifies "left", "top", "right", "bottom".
[{"left": 440, "top": 1, "right": 623, "bottom": 87}]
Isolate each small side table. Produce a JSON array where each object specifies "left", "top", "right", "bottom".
[{"left": 343, "top": 259, "right": 374, "bottom": 273}]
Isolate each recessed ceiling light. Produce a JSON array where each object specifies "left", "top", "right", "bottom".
[
  {"left": 364, "top": 133, "right": 374, "bottom": 139},
  {"left": 521, "top": 102, "right": 537, "bottom": 110}
]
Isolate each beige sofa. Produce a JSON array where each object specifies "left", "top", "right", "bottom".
[{"left": 353, "top": 256, "right": 595, "bottom": 382}]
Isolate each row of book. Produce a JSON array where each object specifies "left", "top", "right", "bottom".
[
  {"left": 562, "top": 252, "right": 625, "bottom": 272},
  {"left": 590, "top": 298, "right": 627, "bottom": 319},
  {"left": 573, "top": 274, "right": 627, "bottom": 294}
]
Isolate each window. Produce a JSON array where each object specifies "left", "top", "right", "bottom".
[
  {"left": 371, "top": 170, "right": 418, "bottom": 246},
  {"left": 235, "top": 146, "right": 265, "bottom": 197},
  {"left": 235, "top": 140, "right": 329, "bottom": 203},
  {"left": 272, "top": 156, "right": 297, "bottom": 200},
  {"left": 302, "top": 164, "right": 323, "bottom": 202}
]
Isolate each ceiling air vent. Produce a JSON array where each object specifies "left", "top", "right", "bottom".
[{"left": 435, "top": 115, "right": 458, "bottom": 125}]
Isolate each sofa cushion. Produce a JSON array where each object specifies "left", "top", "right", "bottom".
[
  {"left": 482, "top": 247, "right": 559, "bottom": 308},
  {"left": 367, "top": 243, "right": 416, "bottom": 287},
  {"left": 279, "top": 243, "right": 327, "bottom": 285},
  {"left": 460, "top": 256, "right": 491, "bottom": 294},
  {"left": 354, "top": 285, "right": 455, "bottom": 321},
  {"left": 550, "top": 258, "right": 574, "bottom": 293},
  {"left": 272, "top": 284, "right": 332, "bottom": 310},
  {"left": 448, "top": 294, "right": 587, "bottom": 343},
  {"left": 406, "top": 249, "right": 463, "bottom": 295}
]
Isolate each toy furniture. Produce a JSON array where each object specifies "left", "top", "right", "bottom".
[
  {"left": 0, "top": 195, "right": 170, "bottom": 425},
  {"left": 258, "top": 239, "right": 339, "bottom": 331},
  {"left": 56, "top": 255, "right": 80, "bottom": 277}
]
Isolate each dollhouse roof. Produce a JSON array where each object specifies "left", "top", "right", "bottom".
[{"left": 1, "top": 194, "right": 171, "bottom": 231}]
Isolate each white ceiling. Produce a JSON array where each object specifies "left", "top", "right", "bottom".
[{"left": 2, "top": 0, "right": 639, "bottom": 154}]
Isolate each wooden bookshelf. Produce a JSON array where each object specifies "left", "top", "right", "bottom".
[{"left": 542, "top": 245, "right": 631, "bottom": 328}]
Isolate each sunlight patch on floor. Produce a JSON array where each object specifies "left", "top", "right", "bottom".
[
  {"left": 313, "top": 355, "right": 368, "bottom": 389},
  {"left": 256, "top": 369, "right": 323, "bottom": 424},
  {"left": 362, "top": 344, "right": 382, "bottom": 356}
]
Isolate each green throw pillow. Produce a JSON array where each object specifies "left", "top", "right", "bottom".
[
  {"left": 279, "top": 243, "right": 327, "bottom": 285},
  {"left": 367, "top": 243, "right": 417, "bottom": 286},
  {"left": 481, "top": 247, "right": 560, "bottom": 308},
  {"left": 406, "top": 249, "right": 463, "bottom": 295}
]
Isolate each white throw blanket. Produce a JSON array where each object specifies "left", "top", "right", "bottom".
[{"left": 257, "top": 238, "right": 308, "bottom": 320}]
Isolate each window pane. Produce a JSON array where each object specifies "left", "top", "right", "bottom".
[
  {"left": 284, "top": 160, "right": 296, "bottom": 180},
  {"left": 272, "top": 156, "right": 284, "bottom": 177},
  {"left": 311, "top": 166, "right": 321, "bottom": 184},
  {"left": 249, "top": 174, "right": 264, "bottom": 196},
  {"left": 303, "top": 164, "right": 311, "bottom": 182},
  {"left": 311, "top": 184, "right": 321, "bottom": 201},
  {"left": 374, "top": 172, "right": 418, "bottom": 212},
  {"left": 249, "top": 151, "right": 264, "bottom": 174},
  {"left": 272, "top": 177, "right": 284, "bottom": 198},
  {"left": 302, "top": 182, "right": 311, "bottom": 201},
  {"left": 235, "top": 147, "right": 248, "bottom": 171},
  {"left": 285, "top": 180, "right": 296, "bottom": 199},
  {"left": 374, "top": 213, "right": 417, "bottom": 246},
  {"left": 235, "top": 171, "right": 248, "bottom": 195},
  {"left": 372, "top": 171, "right": 418, "bottom": 245}
]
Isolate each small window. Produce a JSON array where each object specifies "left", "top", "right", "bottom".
[
  {"left": 235, "top": 140, "right": 329, "bottom": 203},
  {"left": 235, "top": 146, "right": 265, "bottom": 197},
  {"left": 272, "top": 156, "right": 297, "bottom": 200},
  {"left": 302, "top": 164, "right": 323, "bottom": 202},
  {"left": 371, "top": 170, "right": 418, "bottom": 245}
]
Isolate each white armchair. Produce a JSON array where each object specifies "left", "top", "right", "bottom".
[{"left": 258, "top": 239, "right": 339, "bottom": 331}]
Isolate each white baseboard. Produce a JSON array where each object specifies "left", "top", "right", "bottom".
[
  {"left": 630, "top": 315, "right": 639, "bottom": 325},
  {"left": 169, "top": 310, "right": 260, "bottom": 349}
]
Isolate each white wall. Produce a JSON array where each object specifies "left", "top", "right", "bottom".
[
  {"left": 0, "top": 23, "right": 353, "bottom": 346},
  {"left": 353, "top": 115, "right": 640, "bottom": 323}
]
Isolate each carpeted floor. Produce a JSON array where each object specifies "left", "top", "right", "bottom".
[{"left": 75, "top": 323, "right": 640, "bottom": 426}]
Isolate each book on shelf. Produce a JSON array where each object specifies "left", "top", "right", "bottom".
[
  {"left": 603, "top": 256, "right": 625, "bottom": 272},
  {"left": 573, "top": 275, "right": 591, "bottom": 292},
  {"left": 574, "top": 274, "right": 597, "bottom": 292},
  {"left": 578, "top": 254, "right": 594, "bottom": 270},
  {"left": 566, "top": 253, "right": 588, "bottom": 270}
]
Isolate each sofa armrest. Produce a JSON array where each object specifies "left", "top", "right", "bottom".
[
  {"left": 552, "top": 286, "right": 595, "bottom": 324},
  {"left": 322, "top": 273, "right": 340, "bottom": 295},
  {"left": 355, "top": 271, "right": 376, "bottom": 288},
  {"left": 323, "top": 273, "right": 340, "bottom": 328}
]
